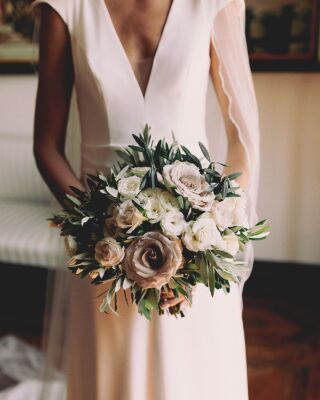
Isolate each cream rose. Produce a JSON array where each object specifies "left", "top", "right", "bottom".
[
  {"left": 144, "top": 196, "right": 165, "bottom": 223},
  {"left": 162, "top": 160, "right": 215, "bottom": 211},
  {"left": 210, "top": 198, "right": 236, "bottom": 231},
  {"left": 94, "top": 237, "right": 125, "bottom": 268},
  {"left": 114, "top": 200, "right": 145, "bottom": 233},
  {"left": 137, "top": 187, "right": 163, "bottom": 205},
  {"left": 182, "top": 212, "right": 224, "bottom": 252},
  {"left": 222, "top": 233, "right": 240, "bottom": 257},
  {"left": 137, "top": 189, "right": 165, "bottom": 223},
  {"left": 159, "top": 190, "right": 179, "bottom": 211},
  {"left": 118, "top": 176, "right": 142, "bottom": 199},
  {"left": 211, "top": 196, "right": 249, "bottom": 230},
  {"left": 123, "top": 232, "right": 184, "bottom": 289},
  {"left": 130, "top": 166, "right": 150, "bottom": 178},
  {"left": 160, "top": 210, "right": 187, "bottom": 237}
]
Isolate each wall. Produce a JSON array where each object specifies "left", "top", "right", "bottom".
[
  {"left": 253, "top": 73, "right": 320, "bottom": 265},
  {"left": 0, "top": 73, "right": 319, "bottom": 264}
]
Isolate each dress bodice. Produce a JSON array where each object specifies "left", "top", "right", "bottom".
[{"left": 31, "top": 0, "right": 228, "bottom": 179}]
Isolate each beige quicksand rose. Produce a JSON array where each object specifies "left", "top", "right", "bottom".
[
  {"left": 94, "top": 237, "right": 125, "bottom": 268},
  {"left": 114, "top": 200, "right": 145, "bottom": 233},
  {"left": 162, "top": 160, "right": 215, "bottom": 211},
  {"left": 123, "top": 232, "right": 184, "bottom": 289}
]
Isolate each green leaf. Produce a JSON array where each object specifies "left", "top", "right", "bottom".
[
  {"left": 227, "top": 172, "right": 243, "bottom": 181},
  {"left": 128, "top": 145, "right": 144, "bottom": 153},
  {"left": 255, "top": 219, "right": 267, "bottom": 226},
  {"left": 208, "top": 265, "right": 215, "bottom": 297},
  {"left": 131, "top": 199, "right": 145, "bottom": 215},
  {"left": 143, "top": 124, "right": 150, "bottom": 142},
  {"left": 65, "top": 194, "right": 81, "bottom": 207},
  {"left": 99, "top": 297, "right": 110, "bottom": 313},
  {"left": 198, "top": 142, "right": 211, "bottom": 162},
  {"left": 185, "top": 263, "right": 199, "bottom": 271},
  {"left": 213, "top": 249, "right": 235, "bottom": 259},
  {"left": 81, "top": 216, "right": 91, "bottom": 226},
  {"left": 153, "top": 139, "right": 162, "bottom": 162},
  {"left": 115, "top": 149, "right": 134, "bottom": 164},
  {"left": 177, "top": 196, "right": 184, "bottom": 210},
  {"left": 198, "top": 254, "right": 209, "bottom": 285},
  {"left": 98, "top": 175, "right": 108, "bottom": 185},
  {"left": 144, "top": 289, "right": 159, "bottom": 311},
  {"left": 69, "top": 186, "right": 86, "bottom": 198},
  {"left": 106, "top": 186, "right": 118, "bottom": 198}
]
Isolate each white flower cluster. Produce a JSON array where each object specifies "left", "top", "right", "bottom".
[{"left": 103, "top": 161, "right": 249, "bottom": 257}]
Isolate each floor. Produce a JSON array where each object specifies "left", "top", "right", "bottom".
[
  {"left": 243, "top": 262, "right": 320, "bottom": 400},
  {"left": 1, "top": 261, "right": 320, "bottom": 399}
]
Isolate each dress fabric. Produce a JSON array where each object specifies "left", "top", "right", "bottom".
[{"left": 26, "top": 0, "right": 261, "bottom": 399}]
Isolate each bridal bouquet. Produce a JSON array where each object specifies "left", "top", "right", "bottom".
[{"left": 48, "top": 125, "right": 269, "bottom": 319}]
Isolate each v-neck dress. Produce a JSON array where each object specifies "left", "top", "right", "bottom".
[{"left": 29, "top": 0, "right": 262, "bottom": 399}]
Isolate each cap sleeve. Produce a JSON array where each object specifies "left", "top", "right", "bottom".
[
  {"left": 30, "top": 0, "right": 68, "bottom": 27},
  {"left": 213, "top": 0, "right": 245, "bottom": 19}
]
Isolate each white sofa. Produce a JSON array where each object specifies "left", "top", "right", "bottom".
[{"left": 0, "top": 133, "right": 67, "bottom": 268}]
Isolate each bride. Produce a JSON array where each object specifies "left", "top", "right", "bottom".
[{"left": 18, "top": 0, "right": 260, "bottom": 399}]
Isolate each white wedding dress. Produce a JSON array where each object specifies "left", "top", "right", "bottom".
[{"left": 0, "top": 0, "right": 261, "bottom": 399}]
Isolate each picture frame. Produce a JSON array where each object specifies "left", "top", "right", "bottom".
[
  {"left": 0, "top": 0, "right": 38, "bottom": 74},
  {"left": 1, "top": 0, "right": 320, "bottom": 74},
  {"left": 246, "top": 0, "right": 320, "bottom": 72}
]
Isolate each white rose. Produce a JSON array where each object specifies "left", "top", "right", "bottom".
[
  {"left": 160, "top": 210, "right": 188, "bottom": 236},
  {"left": 138, "top": 187, "right": 163, "bottom": 204},
  {"left": 162, "top": 160, "right": 215, "bottom": 211},
  {"left": 233, "top": 192, "right": 249, "bottom": 228},
  {"left": 211, "top": 198, "right": 236, "bottom": 230},
  {"left": 137, "top": 188, "right": 166, "bottom": 223},
  {"left": 233, "top": 205, "right": 249, "bottom": 229},
  {"left": 114, "top": 200, "right": 145, "bottom": 233},
  {"left": 143, "top": 196, "right": 164, "bottom": 223},
  {"left": 118, "top": 176, "right": 142, "bottom": 199},
  {"left": 222, "top": 233, "right": 240, "bottom": 257},
  {"left": 211, "top": 196, "right": 249, "bottom": 230},
  {"left": 159, "top": 190, "right": 179, "bottom": 211},
  {"left": 182, "top": 212, "right": 224, "bottom": 252},
  {"left": 130, "top": 166, "right": 150, "bottom": 177}
]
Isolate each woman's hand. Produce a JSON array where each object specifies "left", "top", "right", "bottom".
[{"left": 159, "top": 288, "right": 188, "bottom": 310}]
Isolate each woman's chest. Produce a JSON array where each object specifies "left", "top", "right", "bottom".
[{"left": 102, "top": 0, "right": 174, "bottom": 62}]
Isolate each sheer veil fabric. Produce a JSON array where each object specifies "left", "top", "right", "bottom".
[{"left": 5, "top": 0, "right": 262, "bottom": 399}]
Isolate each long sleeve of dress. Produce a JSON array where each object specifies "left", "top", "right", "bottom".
[{"left": 211, "top": 0, "right": 261, "bottom": 282}]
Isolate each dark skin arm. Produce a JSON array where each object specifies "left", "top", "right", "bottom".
[{"left": 33, "top": 5, "right": 85, "bottom": 208}]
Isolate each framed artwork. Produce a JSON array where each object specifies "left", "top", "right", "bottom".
[
  {"left": 1, "top": 0, "right": 320, "bottom": 73},
  {"left": 246, "top": 0, "right": 320, "bottom": 71},
  {"left": 0, "top": 0, "right": 38, "bottom": 73}
]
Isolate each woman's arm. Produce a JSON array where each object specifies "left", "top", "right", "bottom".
[
  {"left": 33, "top": 4, "right": 85, "bottom": 208},
  {"left": 209, "top": 42, "right": 249, "bottom": 190}
]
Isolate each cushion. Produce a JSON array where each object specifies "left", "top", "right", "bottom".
[
  {"left": 0, "top": 201, "right": 68, "bottom": 269},
  {"left": 0, "top": 135, "right": 51, "bottom": 202}
]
